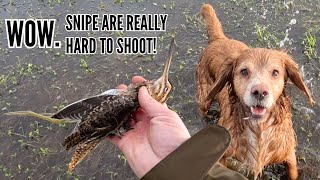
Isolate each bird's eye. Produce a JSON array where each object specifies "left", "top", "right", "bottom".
[
  {"left": 164, "top": 87, "right": 169, "bottom": 92},
  {"left": 240, "top": 69, "right": 249, "bottom": 76},
  {"left": 272, "top": 70, "right": 279, "bottom": 77}
]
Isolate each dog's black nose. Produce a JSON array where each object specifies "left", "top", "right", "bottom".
[{"left": 251, "top": 85, "right": 269, "bottom": 100}]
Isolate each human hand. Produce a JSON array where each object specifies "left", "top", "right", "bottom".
[{"left": 109, "top": 76, "right": 191, "bottom": 178}]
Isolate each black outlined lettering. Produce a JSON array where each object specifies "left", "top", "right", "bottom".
[
  {"left": 37, "top": 19, "right": 55, "bottom": 48},
  {"left": 65, "top": 14, "right": 73, "bottom": 31},
  {"left": 65, "top": 37, "right": 97, "bottom": 54},
  {"left": 54, "top": 41, "right": 61, "bottom": 48},
  {"left": 92, "top": 14, "right": 99, "bottom": 31},
  {"left": 5, "top": 19, "right": 56, "bottom": 48},
  {"left": 159, "top": 14, "right": 168, "bottom": 31},
  {"left": 99, "top": 37, "right": 114, "bottom": 54},
  {"left": 5, "top": 19, "right": 24, "bottom": 48},
  {"left": 116, "top": 38, "right": 124, "bottom": 54},
  {"left": 140, "top": 15, "right": 147, "bottom": 30},
  {"left": 125, "top": 14, "right": 168, "bottom": 31},
  {"left": 65, "top": 37, "right": 73, "bottom": 53},
  {"left": 65, "top": 14, "right": 100, "bottom": 31},
  {"left": 24, "top": 19, "right": 37, "bottom": 48},
  {"left": 101, "top": 14, "right": 124, "bottom": 31},
  {"left": 116, "top": 37, "right": 157, "bottom": 54},
  {"left": 126, "top": 15, "right": 134, "bottom": 31},
  {"left": 5, "top": 14, "right": 166, "bottom": 54}
]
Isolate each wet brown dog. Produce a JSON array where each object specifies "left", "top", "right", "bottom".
[{"left": 197, "top": 4, "right": 315, "bottom": 180}]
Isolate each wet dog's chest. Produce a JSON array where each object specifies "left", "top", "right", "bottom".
[{"left": 226, "top": 118, "right": 295, "bottom": 173}]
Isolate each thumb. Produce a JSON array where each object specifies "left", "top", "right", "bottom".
[{"left": 138, "top": 86, "right": 171, "bottom": 118}]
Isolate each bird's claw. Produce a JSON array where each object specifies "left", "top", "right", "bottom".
[{"left": 111, "top": 127, "right": 127, "bottom": 138}]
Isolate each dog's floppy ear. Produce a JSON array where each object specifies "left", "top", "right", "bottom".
[
  {"left": 206, "top": 54, "right": 237, "bottom": 102},
  {"left": 284, "top": 56, "right": 315, "bottom": 106}
]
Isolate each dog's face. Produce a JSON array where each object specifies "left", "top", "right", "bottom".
[
  {"left": 233, "top": 49, "right": 286, "bottom": 118},
  {"left": 207, "top": 48, "right": 314, "bottom": 120}
]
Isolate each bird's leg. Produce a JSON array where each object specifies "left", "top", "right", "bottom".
[
  {"left": 5, "top": 111, "right": 80, "bottom": 124},
  {"left": 117, "top": 127, "right": 127, "bottom": 136},
  {"left": 109, "top": 127, "right": 126, "bottom": 138},
  {"left": 124, "top": 123, "right": 134, "bottom": 131}
]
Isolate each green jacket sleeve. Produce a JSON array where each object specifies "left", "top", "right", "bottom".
[{"left": 141, "top": 125, "right": 247, "bottom": 180}]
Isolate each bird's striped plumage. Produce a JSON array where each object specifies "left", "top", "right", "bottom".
[
  {"left": 52, "top": 93, "right": 138, "bottom": 172},
  {"left": 53, "top": 39, "right": 174, "bottom": 172}
]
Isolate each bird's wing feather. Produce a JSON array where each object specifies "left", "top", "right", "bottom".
[
  {"left": 52, "top": 90, "right": 119, "bottom": 120},
  {"left": 62, "top": 95, "right": 137, "bottom": 149}
]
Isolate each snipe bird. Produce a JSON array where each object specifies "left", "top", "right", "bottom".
[{"left": 7, "top": 39, "right": 175, "bottom": 172}]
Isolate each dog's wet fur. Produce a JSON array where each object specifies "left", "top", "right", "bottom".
[{"left": 197, "top": 4, "right": 315, "bottom": 180}]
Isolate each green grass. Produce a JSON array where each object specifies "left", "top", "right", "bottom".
[
  {"left": 0, "top": 74, "right": 8, "bottom": 86},
  {"left": 229, "top": 0, "right": 254, "bottom": 7},
  {"left": 170, "top": 2, "right": 175, "bottom": 10},
  {"left": 48, "top": 0, "right": 61, "bottom": 7},
  {"left": 256, "top": 23, "right": 268, "bottom": 42},
  {"left": 114, "top": 0, "right": 124, "bottom": 6},
  {"left": 303, "top": 31, "right": 317, "bottom": 60},
  {"left": 117, "top": 154, "right": 127, "bottom": 165},
  {"left": 38, "top": 147, "right": 50, "bottom": 157},
  {"left": 230, "top": 0, "right": 240, "bottom": 6},
  {"left": 0, "top": 164, "right": 14, "bottom": 179},
  {"left": 0, "top": 62, "right": 34, "bottom": 96},
  {"left": 28, "top": 122, "right": 40, "bottom": 140},
  {"left": 99, "top": 2, "right": 107, "bottom": 11},
  {"left": 80, "top": 58, "right": 94, "bottom": 74},
  {"left": 27, "top": 63, "right": 33, "bottom": 74},
  {"left": 255, "top": 23, "right": 280, "bottom": 48}
]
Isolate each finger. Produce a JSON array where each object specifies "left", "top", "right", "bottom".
[
  {"left": 117, "top": 84, "right": 127, "bottom": 90},
  {"left": 132, "top": 108, "right": 148, "bottom": 122},
  {"left": 108, "top": 136, "right": 121, "bottom": 145},
  {"left": 163, "top": 103, "right": 168, "bottom": 108},
  {"left": 132, "top": 76, "right": 145, "bottom": 84},
  {"left": 138, "top": 86, "right": 171, "bottom": 118},
  {"left": 129, "top": 118, "right": 137, "bottom": 127}
]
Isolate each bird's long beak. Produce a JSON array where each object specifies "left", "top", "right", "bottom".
[
  {"left": 146, "top": 38, "right": 175, "bottom": 103},
  {"left": 160, "top": 38, "right": 174, "bottom": 81}
]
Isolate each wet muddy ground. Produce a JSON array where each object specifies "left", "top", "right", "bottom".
[{"left": 0, "top": 0, "right": 319, "bottom": 179}]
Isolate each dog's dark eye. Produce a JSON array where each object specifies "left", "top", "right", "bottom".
[
  {"left": 240, "top": 69, "right": 248, "bottom": 76},
  {"left": 272, "top": 70, "right": 279, "bottom": 77}
]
